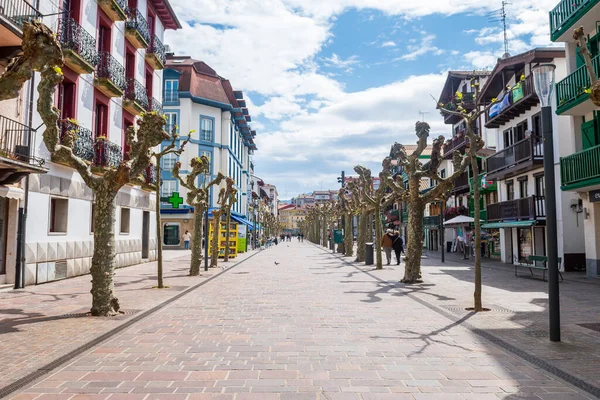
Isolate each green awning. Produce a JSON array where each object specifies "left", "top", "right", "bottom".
[{"left": 482, "top": 220, "right": 537, "bottom": 229}]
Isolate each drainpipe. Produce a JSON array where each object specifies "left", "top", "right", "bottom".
[{"left": 15, "top": 73, "right": 35, "bottom": 288}]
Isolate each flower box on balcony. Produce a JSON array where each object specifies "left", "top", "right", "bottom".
[{"left": 98, "top": 0, "right": 127, "bottom": 22}]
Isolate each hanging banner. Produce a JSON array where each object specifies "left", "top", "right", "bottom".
[{"left": 237, "top": 225, "right": 247, "bottom": 252}]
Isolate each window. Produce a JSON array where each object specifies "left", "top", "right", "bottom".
[
  {"left": 162, "top": 152, "right": 177, "bottom": 170},
  {"left": 514, "top": 119, "right": 528, "bottom": 142},
  {"left": 50, "top": 198, "right": 68, "bottom": 233},
  {"left": 535, "top": 175, "right": 545, "bottom": 197},
  {"left": 532, "top": 112, "right": 542, "bottom": 137},
  {"left": 94, "top": 101, "right": 108, "bottom": 138},
  {"left": 506, "top": 181, "right": 514, "bottom": 201},
  {"left": 519, "top": 178, "right": 528, "bottom": 198},
  {"left": 164, "top": 79, "right": 179, "bottom": 102},
  {"left": 200, "top": 151, "right": 211, "bottom": 173},
  {"left": 120, "top": 208, "right": 130, "bottom": 234},
  {"left": 200, "top": 117, "right": 214, "bottom": 141},
  {"left": 161, "top": 179, "right": 177, "bottom": 198},
  {"left": 503, "top": 128, "right": 513, "bottom": 148},
  {"left": 58, "top": 80, "right": 76, "bottom": 119},
  {"left": 440, "top": 169, "right": 446, "bottom": 179},
  {"left": 164, "top": 112, "right": 178, "bottom": 134}
]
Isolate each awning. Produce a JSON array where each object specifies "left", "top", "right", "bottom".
[
  {"left": 231, "top": 214, "right": 261, "bottom": 231},
  {"left": 0, "top": 186, "right": 24, "bottom": 200},
  {"left": 482, "top": 220, "right": 538, "bottom": 229}
]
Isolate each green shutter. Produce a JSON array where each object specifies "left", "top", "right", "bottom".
[{"left": 582, "top": 120, "right": 598, "bottom": 150}]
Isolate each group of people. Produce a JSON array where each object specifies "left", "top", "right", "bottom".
[
  {"left": 279, "top": 234, "right": 294, "bottom": 242},
  {"left": 381, "top": 228, "right": 404, "bottom": 265}
]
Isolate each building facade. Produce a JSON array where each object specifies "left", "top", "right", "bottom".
[
  {"left": 159, "top": 56, "right": 257, "bottom": 248},
  {"left": 478, "top": 48, "right": 585, "bottom": 269},
  {"left": 20, "top": 0, "right": 180, "bottom": 285},
  {"left": 550, "top": 0, "right": 600, "bottom": 276}
]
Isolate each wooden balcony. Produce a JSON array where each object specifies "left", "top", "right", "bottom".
[
  {"left": 94, "top": 51, "right": 126, "bottom": 98},
  {"left": 441, "top": 92, "right": 476, "bottom": 125},
  {"left": 486, "top": 135, "right": 543, "bottom": 181},
  {"left": 423, "top": 215, "right": 440, "bottom": 227},
  {"left": 97, "top": 0, "right": 127, "bottom": 22},
  {"left": 485, "top": 75, "right": 538, "bottom": 129},
  {"left": 487, "top": 196, "right": 546, "bottom": 223},
  {"left": 450, "top": 171, "right": 470, "bottom": 195},
  {"left": 0, "top": 0, "right": 41, "bottom": 49},
  {"left": 560, "top": 144, "right": 600, "bottom": 190},
  {"left": 442, "top": 131, "right": 468, "bottom": 159}
]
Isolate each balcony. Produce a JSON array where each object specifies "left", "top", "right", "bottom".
[
  {"left": 487, "top": 196, "right": 546, "bottom": 223},
  {"left": 0, "top": 115, "right": 46, "bottom": 184},
  {"left": 442, "top": 131, "right": 468, "bottom": 159},
  {"left": 485, "top": 75, "right": 538, "bottom": 128},
  {"left": 470, "top": 209, "right": 488, "bottom": 222},
  {"left": 469, "top": 173, "right": 497, "bottom": 193},
  {"left": 0, "top": 0, "right": 40, "bottom": 47},
  {"left": 58, "top": 18, "right": 98, "bottom": 75},
  {"left": 148, "top": 97, "right": 162, "bottom": 114},
  {"left": 441, "top": 92, "right": 476, "bottom": 125},
  {"left": 486, "top": 135, "right": 543, "bottom": 181},
  {"left": 550, "top": 0, "right": 600, "bottom": 42},
  {"left": 423, "top": 215, "right": 441, "bottom": 227},
  {"left": 556, "top": 55, "right": 600, "bottom": 115},
  {"left": 450, "top": 171, "right": 469, "bottom": 195},
  {"left": 59, "top": 120, "right": 94, "bottom": 163},
  {"left": 97, "top": 0, "right": 127, "bottom": 22},
  {"left": 142, "top": 164, "right": 157, "bottom": 187},
  {"left": 560, "top": 144, "right": 600, "bottom": 190},
  {"left": 93, "top": 138, "right": 122, "bottom": 169},
  {"left": 125, "top": 8, "right": 150, "bottom": 49},
  {"left": 94, "top": 51, "right": 126, "bottom": 97},
  {"left": 123, "top": 78, "right": 149, "bottom": 116},
  {"left": 146, "top": 34, "right": 165, "bottom": 70}
]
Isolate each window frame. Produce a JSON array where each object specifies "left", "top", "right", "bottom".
[
  {"left": 200, "top": 116, "right": 215, "bottom": 142},
  {"left": 120, "top": 207, "right": 131, "bottom": 234},
  {"left": 49, "top": 197, "right": 69, "bottom": 235},
  {"left": 164, "top": 79, "right": 179, "bottom": 103}
]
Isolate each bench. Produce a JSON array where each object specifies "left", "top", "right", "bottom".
[{"left": 515, "top": 255, "right": 564, "bottom": 281}]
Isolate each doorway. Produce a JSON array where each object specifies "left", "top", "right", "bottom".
[{"left": 142, "top": 211, "right": 149, "bottom": 259}]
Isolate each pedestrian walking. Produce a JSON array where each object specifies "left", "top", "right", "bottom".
[
  {"left": 381, "top": 228, "right": 394, "bottom": 265},
  {"left": 183, "top": 230, "right": 191, "bottom": 250},
  {"left": 392, "top": 230, "right": 403, "bottom": 265}
]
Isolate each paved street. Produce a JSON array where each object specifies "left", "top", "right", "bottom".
[{"left": 5, "top": 241, "right": 595, "bottom": 399}]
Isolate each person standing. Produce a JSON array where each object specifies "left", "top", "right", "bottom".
[
  {"left": 183, "top": 230, "right": 192, "bottom": 250},
  {"left": 381, "top": 229, "right": 394, "bottom": 265},
  {"left": 392, "top": 230, "right": 403, "bottom": 265}
]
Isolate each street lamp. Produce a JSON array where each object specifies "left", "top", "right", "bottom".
[
  {"left": 337, "top": 171, "right": 345, "bottom": 253},
  {"left": 203, "top": 172, "right": 210, "bottom": 272},
  {"left": 532, "top": 63, "right": 560, "bottom": 342}
]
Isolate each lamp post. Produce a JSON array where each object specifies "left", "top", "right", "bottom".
[
  {"left": 203, "top": 172, "right": 210, "bottom": 272},
  {"left": 532, "top": 63, "right": 560, "bottom": 342},
  {"left": 337, "top": 171, "right": 345, "bottom": 253}
]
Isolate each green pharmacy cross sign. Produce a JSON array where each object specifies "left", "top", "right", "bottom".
[{"left": 161, "top": 192, "right": 184, "bottom": 208}]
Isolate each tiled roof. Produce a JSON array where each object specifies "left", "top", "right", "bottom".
[{"left": 401, "top": 144, "right": 433, "bottom": 156}]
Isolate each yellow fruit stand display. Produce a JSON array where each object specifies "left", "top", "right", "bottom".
[{"left": 209, "top": 220, "right": 238, "bottom": 258}]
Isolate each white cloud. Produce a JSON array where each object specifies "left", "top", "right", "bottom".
[
  {"left": 398, "top": 34, "right": 444, "bottom": 61},
  {"left": 323, "top": 53, "right": 360, "bottom": 70},
  {"left": 463, "top": 51, "right": 498, "bottom": 69},
  {"left": 381, "top": 41, "right": 397, "bottom": 47}
]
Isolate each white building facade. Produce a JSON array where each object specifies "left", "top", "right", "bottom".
[
  {"left": 21, "top": 0, "right": 180, "bottom": 285},
  {"left": 159, "top": 57, "right": 257, "bottom": 248}
]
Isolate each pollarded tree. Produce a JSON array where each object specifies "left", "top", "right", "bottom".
[
  {"left": 383, "top": 122, "right": 471, "bottom": 283},
  {"left": 337, "top": 187, "right": 358, "bottom": 257},
  {"left": 152, "top": 131, "right": 190, "bottom": 288},
  {"left": 347, "top": 178, "right": 371, "bottom": 263},
  {"left": 172, "top": 156, "right": 225, "bottom": 275},
  {"left": 20, "top": 21, "right": 169, "bottom": 315},
  {"left": 223, "top": 180, "right": 238, "bottom": 262},
  {"left": 210, "top": 177, "right": 236, "bottom": 267}
]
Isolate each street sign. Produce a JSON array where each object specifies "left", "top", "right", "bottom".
[{"left": 590, "top": 189, "right": 600, "bottom": 203}]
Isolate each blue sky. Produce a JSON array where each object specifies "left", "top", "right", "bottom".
[{"left": 167, "top": 0, "right": 559, "bottom": 200}]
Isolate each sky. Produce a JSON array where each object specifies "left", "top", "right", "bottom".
[{"left": 165, "top": 0, "right": 560, "bottom": 200}]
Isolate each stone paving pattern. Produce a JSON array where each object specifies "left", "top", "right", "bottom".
[
  {"left": 5, "top": 241, "right": 596, "bottom": 399},
  {"left": 0, "top": 250, "right": 257, "bottom": 390}
]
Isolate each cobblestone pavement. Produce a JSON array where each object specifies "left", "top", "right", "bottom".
[
  {"left": 0, "top": 250, "right": 258, "bottom": 393},
  {"left": 7, "top": 241, "right": 595, "bottom": 399}
]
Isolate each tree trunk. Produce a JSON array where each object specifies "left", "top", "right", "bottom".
[
  {"left": 471, "top": 158, "right": 483, "bottom": 311},
  {"left": 211, "top": 213, "right": 220, "bottom": 267},
  {"left": 356, "top": 212, "right": 366, "bottom": 262},
  {"left": 321, "top": 214, "right": 328, "bottom": 247},
  {"left": 155, "top": 161, "right": 164, "bottom": 288},
  {"left": 90, "top": 189, "right": 119, "bottom": 316},
  {"left": 375, "top": 202, "right": 383, "bottom": 270},
  {"left": 189, "top": 205, "right": 204, "bottom": 276},
  {"left": 224, "top": 208, "right": 231, "bottom": 262},
  {"left": 402, "top": 183, "right": 425, "bottom": 283},
  {"left": 329, "top": 213, "right": 335, "bottom": 251},
  {"left": 344, "top": 213, "right": 354, "bottom": 257}
]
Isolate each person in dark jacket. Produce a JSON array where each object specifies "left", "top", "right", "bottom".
[{"left": 392, "top": 230, "right": 404, "bottom": 265}]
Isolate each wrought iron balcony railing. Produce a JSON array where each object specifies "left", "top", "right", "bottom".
[
  {"left": 94, "top": 138, "right": 122, "bottom": 168},
  {"left": 96, "top": 51, "right": 127, "bottom": 92},
  {"left": 148, "top": 97, "right": 162, "bottom": 114},
  {"left": 60, "top": 120, "right": 94, "bottom": 162},
  {"left": 147, "top": 34, "right": 165, "bottom": 66},
  {"left": 124, "top": 77, "right": 149, "bottom": 110},
  {"left": 125, "top": 7, "right": 150, "bottom": 46},
  {"left": 0, "top": 115, "right": 43, "bottom": 167},
  {"left": 142, "top": 164, "right": 157, "bottom": 185},
  {"left": 487, "top": 196, "right": 546, "bottom": 222},
  {"left": 0, "top": 0, "right": 41, "bottom": 29},
  {"left": 58, "top": 18, "right": 98, "bottom": 69}
]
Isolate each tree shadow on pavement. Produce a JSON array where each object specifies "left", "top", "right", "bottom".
[{"left": 0, "top": 308, "right": 92, "bottom": 335}]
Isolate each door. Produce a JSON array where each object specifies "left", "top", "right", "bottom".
[
  {"left": 142, "top": 211, "right": 149, "bottom": 258},
  {"left": 581, "top": 119, "right": 598, "bottom": 150}
]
